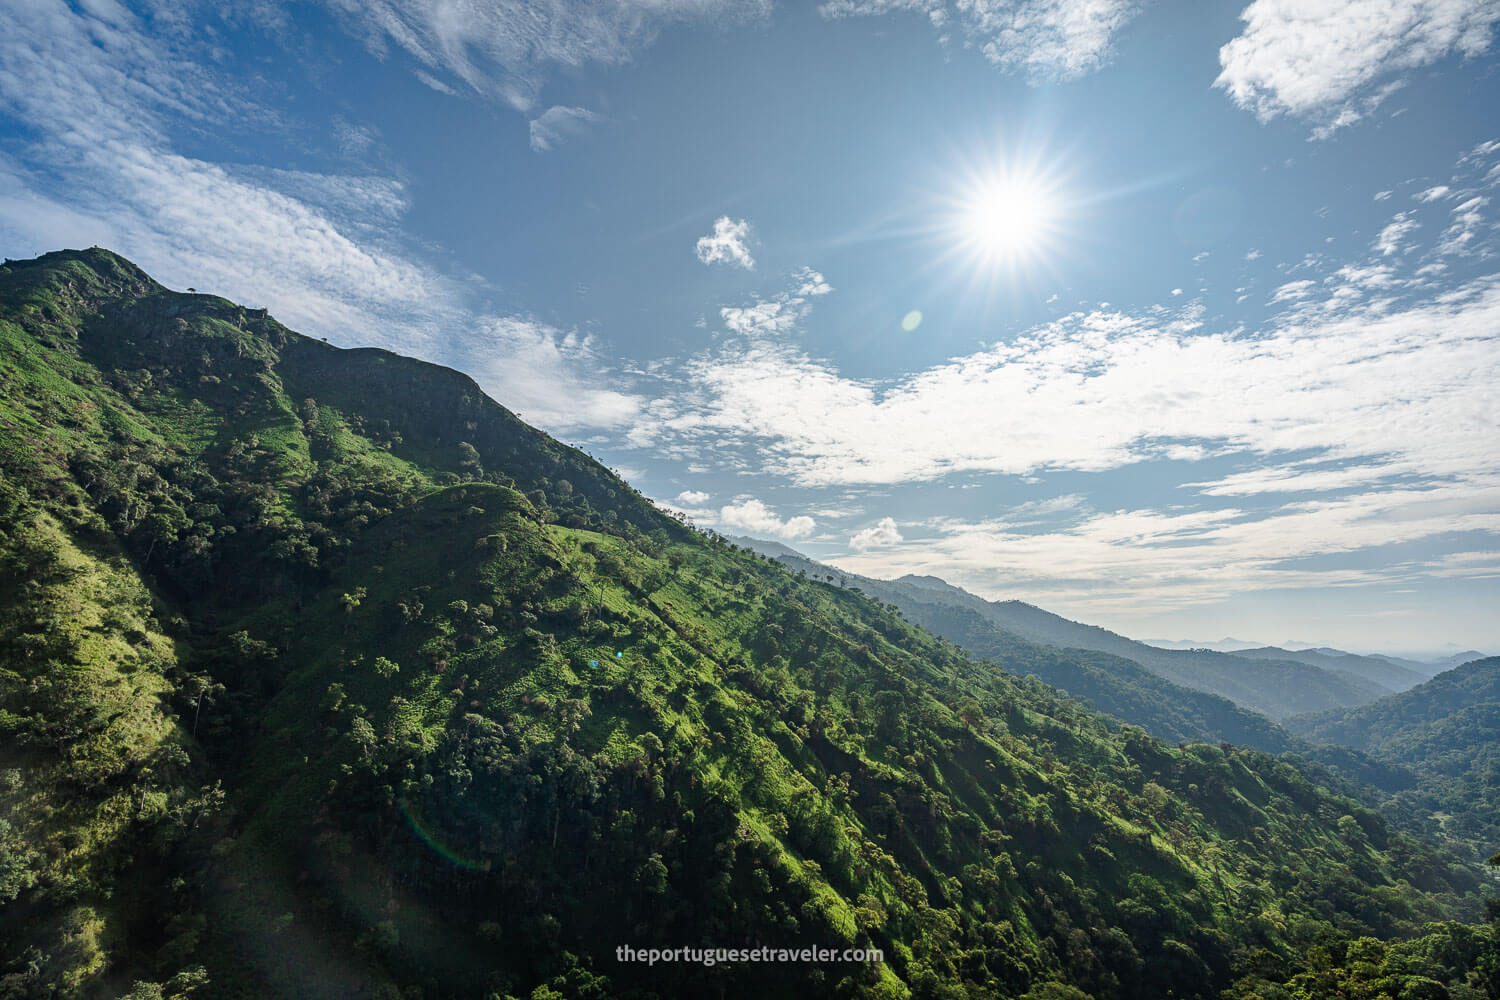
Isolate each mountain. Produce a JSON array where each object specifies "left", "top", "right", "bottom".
[
  {"left": 1372, "top": 650, "right": 1491, "bottom": 678},
  {"left": 1, "top": 250, "right": 1493, "bottom": 1000},
  {"left": 736, "top": 543, "right": 1384, "bottom": 721},
  {"left": 1432, "top": 650, "right": 1489, "bottom": 670},
  {"left": 1142, "top": 637, "right": 1264, "bottom": 652},
  {"left": 1147, "top": 642, "right": 1486, "bottom": 686},
  {"left": 899, "top": 588, "right": 1386, "bottom": 720},
  {"left": 1286, "top": 657, "right": 1500, "bottom": 850},
  {"left": 1228, "top": 646, "right": 1426, "bottom": 694}
]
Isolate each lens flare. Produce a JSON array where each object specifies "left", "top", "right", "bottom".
[{"left": 399, "top": 797, "right": 491, "bottom": 871}]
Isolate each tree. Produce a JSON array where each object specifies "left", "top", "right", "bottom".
[{"left": 457, "top": 441, "right": 484, "bottom": 479}]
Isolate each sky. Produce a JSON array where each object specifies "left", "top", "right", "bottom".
[{"left": 2, "top": 0, "right": 1498, "bottom": 655}]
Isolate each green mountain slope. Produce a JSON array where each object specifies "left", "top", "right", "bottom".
[
  {"left": 1286, "top": 658, "right": 1500, "bottom": 849},
  {"left": 0, "top": 250, "right": 1493, "bottom": 1000}
]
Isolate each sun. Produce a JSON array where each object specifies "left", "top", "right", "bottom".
[{"left": 954, "top": 169, "right": 1062, "bottom": 267}]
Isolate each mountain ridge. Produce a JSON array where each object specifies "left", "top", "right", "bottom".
[{"left": 1227, "top": 646, "right": 1426, "bottom": 693}]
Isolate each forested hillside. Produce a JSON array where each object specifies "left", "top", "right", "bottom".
[
  {"left": 1287, "top": 658, "right": 1500, "bottom": 851},
  {"left": 0, "top": 250, "right": 1494, "bottom": 1000}
]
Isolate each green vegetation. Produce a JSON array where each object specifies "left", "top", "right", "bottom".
[
  {"left": 1287, "top": 658, "right": 1500, "bottom": 853},
  {"left": 0, "top": 249, "right": 1495, "bottom": 999}
]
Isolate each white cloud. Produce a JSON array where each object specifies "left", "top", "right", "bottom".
[
  {"left": 321, "top": 0, "right": 771, "bottom": 111},
  {"left": 810, "top": 504, "right": 865, "bottom": 519},
  {"left": 836, "top": 478, "right": 1500, "bottom": 617},
  {"left": 715, "top": 267, "right": 835, "bottom": 339},
  {"left": 465, "top": 318, "right": 643, "bottom": 430},
  {"left": 722, "top": 300, "right": 795, "bottom": 336},
  {"left": 819, "top": 0, "right": 1142, "bottom": 81},
  {"left": 718, "top": 498, "right": 815, "bottom": 540},
  {"left": 528, "top": 105, "right": 602, "bottom": 152},
  {"left": 1268, "top": 278, "right": 1316, "bottom": 302},
  {"left": 1170, "top": 287, "right": 1183, "bottom": 296},
  {"left": 1438, "top": 195, "right": 1488, "bottom": 255},
  {"left": 850, "top": 516, "right": 903, "bottom": 551},
  {"left": 1416, "top": 185, "right": 1453, "bottom": 202},
  {"left": 414, "top": 70, "right": 459, "bottom": 95},
  {"left": 0, "top": 0, "right": 641, "bottom": 435},
  {"left": 1216, "top": 0, "right": 1500, "bottom": 131},
  {"left": 642, "top": 265, "right": 1500, "bottom": 493},
  {"left": 793, "top": 266, "right": 833, "bottom": 297},
  {"left": 696, "top": 216, "right": 756, "bottom": 269},
  {"left": 676, "top": 489, "right": 711, "bottom": 504},
  {"left": 1375, "top": 213, "right": 1420, "bottom": 255},
  {"left": 332, "top": 116, "right": 381, "bottom": 158}
]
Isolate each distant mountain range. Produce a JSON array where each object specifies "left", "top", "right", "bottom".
[
  {"left": 1146, "top": 638, "right": 1485, "bottom": 677},
  {"left": 736, "top": 537, "right": 1489, "bottom": 710},
  {"left": 1227, "top": 646, "right": 1427, "bottom": 693},
  {"left": 738, "top": 542, "right": 1404, "bottom": 722},
  {"left": 731, "top": 538, "right": 1397, "bottom": 721}
]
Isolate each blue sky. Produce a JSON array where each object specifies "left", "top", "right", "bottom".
[{"left": 2, "top": 0, "right": 1498, "bottom": 654}]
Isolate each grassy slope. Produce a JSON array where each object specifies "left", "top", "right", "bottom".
[{"left": 0, "top": 250, "right": 1491, "bottom": 1000}]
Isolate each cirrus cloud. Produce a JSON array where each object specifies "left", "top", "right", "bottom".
[
  {"left": 322, "top": 0, "right": 772, "bottom": 111},
  {"left": 528, "top": 105, "right": 602, "bottom": 152},
  {"left": 818, "top": 0, "right": 1143, "bottom": 81}
]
